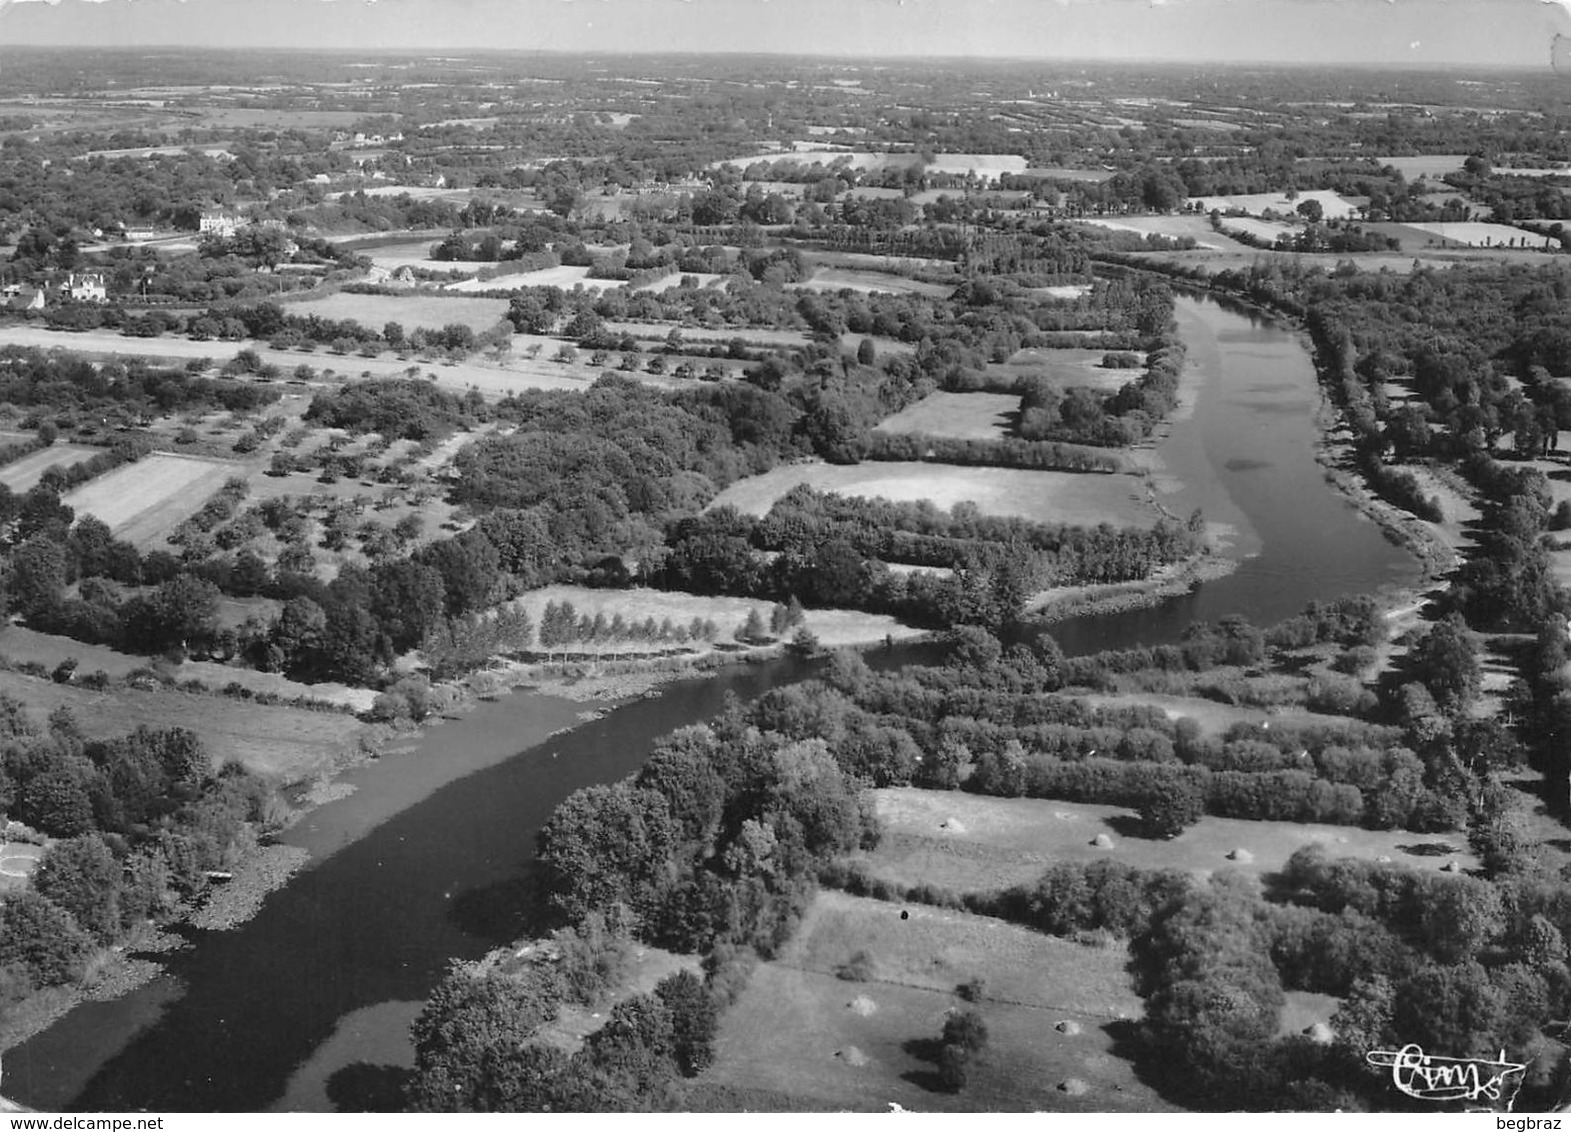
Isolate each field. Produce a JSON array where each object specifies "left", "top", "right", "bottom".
[
  {"left": 634, "top": 272, "right": 728, "bottom": 293},
  {"left": 1373, "top": 154, "right": 1468, "bottom": 180},
  {"left": 283, "top": 293, "right": 511, "bottom": 332},
  {"left": 0, "top": 625, "right": 378, "bottom": 712},
  {"left": 0, "top": 326, "right": 607, "bottom": 401},
  {"left": 600, "top": 320, "right": 810, "bottom": 348},
  {"left": 1033, "top": 283, "right": 1094, "bottom": 300},
  {"left": 444, "top": 265, "right": 618, "bottom": 293},
  {"left": 0, "top": 843, "right": 45, "bottom": 894},
  {"left": 0, "top": 664, "right": 366, "bottom": 778},
  {"left": 1023, "top": 167, "right": 1117, "bottom": 183},
  {"left": 1400, "top": 221, "right": 1555, "bottom": 249},
  {"left": 926, "top": 154, "right": 1029, "bottom": 176},
  {"left": 993, "top": 347, "right": 1144, "bottom": 393},
  {"left": 356, "top": 240, "right": 483, "bottom": 277},
  {"left": 65, "top": 453, "right": 238, "bottom": 548},
  {"left": 1187, "top": 190, "right": 1358, "bottom": 220},
  {"left": 850, "top": 787, "right": 1476, "bottom": 894},
  {"left": 874, "top": 392, "right": 1019, "bottom": 442},
  {"left": 700, "top": 890, "right": 1168, "bottom": 1112},
  {"left": 1072, "top": 215, "right": 1240, "bottom": 250},
  {"left": 793, "top": 268, "right": 953, "bottom": 297},
  {"left": 709, "top": 462, "right": 1158, "bottom": 528},
  {"left": 1217, "top": 217, "right": 1294, "bottom": 244},
  {"left": 0, "top": 444, "right": 103, "bottom": 493},
  {"left": 505, "top": 584, "right": 926, "bottom": 652}
]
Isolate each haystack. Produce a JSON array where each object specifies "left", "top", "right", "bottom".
[
  {"left": 848, "top": 995, "right": 878, "bottom": 1017},
  {"left": 835, "top": 1046, "right": 870, "bottom": 1067},
  {"left": 1091, "top": 833, "right": 1115, "bottom": 849},
  {"left": 1303, "top": 1022, "right": 1335, "bottom": 1045},
  {"left": 1055, "top": 1020, "right": 1083, "bottom": 1035},
  {"left": 940, "top": 818, "right": 967, "bottom": 834},
  {"left": 1227, "top": 848, "right": 1255, "bottom": 863},
  {"left": 1058, "top": 1078, "right": 1090, "bottom": 1095}
]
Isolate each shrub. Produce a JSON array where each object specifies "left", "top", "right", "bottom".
[
  {"left": 837, "top": 949, "right": 875, "bottom": 982},
  {"left": 1138, "top": 777, "right": 1205, "bottom": 838}
]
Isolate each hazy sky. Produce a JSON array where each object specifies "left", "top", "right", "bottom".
[{"left": 0, "top": 0, "right": 1568, "bottom": 66}]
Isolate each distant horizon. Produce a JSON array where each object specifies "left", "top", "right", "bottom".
[
  {"left": 0, "top": 0, "right": 1564, "bottom": 68},
  {"left": 0, "top": 43, "right": 1555, "bottom": 72}
]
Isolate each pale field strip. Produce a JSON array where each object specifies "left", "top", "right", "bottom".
[
  {"left": 873, "top": 391, "right": 1019, "bottom": 442},
  {"left": 284, "top": 292, "right": 511, "bottom": 332},
  {"left": 1188, "top": 189, "right": 1359, "bottom": 220},
  {"left": 1402, "top": 221, "right": 1556, "bottom": 248},
  {"left": 790, "top": 268, "right": 953, "bottom": 297},
  {"left": 64, "top": 452, "right": 240, "bottom": 548},
  {"left": 709, "top": 460, "right": 1157, "bottom": 528},
  {"left": 1073, "top": 215, "right": 1232, "bottom": 250},
  {"left": 0, "top": 444, "right": 103, "bottom": 493},
  {"left": 444, "top": 265, "right": 624, "bottom": 293},
  {"left": 0, "top": 326, "right": 614, "bottom": 400},
  {"left": 1373, "top": 154, "right": 1469, "bottom": 179},
  {"left": 1218, "top": 216, "right": 1296, "bottom": 243}
]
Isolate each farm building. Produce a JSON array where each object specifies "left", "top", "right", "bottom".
[
  {"left": 61, "top": 274, "right": 106, "bottom": 303},
  {"left": 199, "top": 211, "right": 239, "bottom": 238}
]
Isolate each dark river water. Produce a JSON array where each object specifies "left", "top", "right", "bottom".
[{"left": 3, "top": 293, "right": 1420, "bottom": 1112}]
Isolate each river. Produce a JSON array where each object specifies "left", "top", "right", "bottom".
[{"left": 3, "top": 292, "right": 1420, "bottom": 1112}]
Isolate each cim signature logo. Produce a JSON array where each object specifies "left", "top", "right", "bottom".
[{"left": 1366, "top": 1044, "right": 1527, "bottom": 1105}]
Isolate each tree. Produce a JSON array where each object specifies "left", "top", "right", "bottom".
[
  {"left": 8, "top": 536, "right": 67, "bottom": 619},
  {"left": 653, "top": 970, "right": 719, "bottom": 1076},
  {"left": 1296, "top": 199, "right": 1325, "bottom": 224},
  {"left": 536, "top": 782, "right": 677, "bottom": 924},
  {"left": 1411, "top": 613, "right": 1481, "bottom": 714},
  {"left": 122, "top": 573, "right": 221, "bottom": 657},
  {"left": 0, "top": 891, "right": 93, "bottom": 989},
  {"left": 32, "top": 833, "right": 122, "bottom": 944},
  {"left": 406, "top": 964, "right": 563, "bottom": 1112},
  {"left": 371, "top": 560, "right": 448, "bottom": 653},
  {"left": 735, "top": 608, "right": 769, "bottom": 644},
  {"left": 1138, "top": 777, "right": 1205, "bottom": 838}
]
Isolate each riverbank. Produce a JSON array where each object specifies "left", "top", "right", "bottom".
[{"left": 1027, "top": 552, "right": 1238, "bottom": 624}]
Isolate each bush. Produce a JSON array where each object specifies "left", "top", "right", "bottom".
[
  {"left": 1138, "top": 778, "right": 1205, "bottom": 838},
  {"left": 837, "top": 949, "right": 875, "bottom": 982}
]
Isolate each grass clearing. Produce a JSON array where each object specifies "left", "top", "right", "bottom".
[
  {"left": 1073, "top": 215, "right": 1243, "bottom": 250},
  {"left": 1373, "top": 155, "right": 1469, "bottom": 180},
  {"left": 65, "top": 453, "right": 239, "bottom": 548},
  {"left": 444, "top": 265, "right": 618, "bottom": 293},
  {"left": 504, "top": 584, "right": 924, "bottom": 652},
  {"left": 709, "top": 461, "right": 1158, "bottom": 528},
  {"left": 1217, "top": 217, "right": 1295, "bottom": 243},
  {"left": 283, "top": 293, "right": 511, "bottom": 333},
  {"left": 875, "top": 392, "right": 1019, "bottom": 442},
  {"left": 0, "top": 625, "right": 376, "bottom": 712},
  {"left": 1401, "top": 221, "right": 1555, "bottom": 249},
  {"left": 702, "top": 890, "right": 1167, "bottom": 1112},
  {"left": 792, "top": 268, "right": 953, "bottom": 297},
  {"left": 0, "top": 444, "right": 103, "bottom": 493},
  {"left": 1188, "top": 190, "right": 1358, "bottom": 220},
  {"left": 600, "top": 320, "right": 809, "bottom": 349},
  {"left": 358, "top": 240, "right": 482, "bottom": 277},
  {"left": 0, "top": 665, "right": 365, "bottom": 779},
  {"left": 0, "top": 842, "right": 45, "bottom": 893},
  {"left": 992, "top": 347, "right": 1143, "bottom": 393},
  {"left": 854, "top": 787, "right": 1476, "bottom": 894}
]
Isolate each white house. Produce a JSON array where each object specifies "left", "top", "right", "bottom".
[
  {"left": 199, "top": 211, "right": 238, "bottom": 238},
  {"left": 62, "top": 274, "right": 106, "bottom": 303}
]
